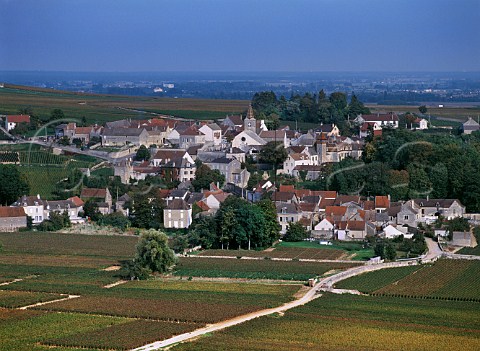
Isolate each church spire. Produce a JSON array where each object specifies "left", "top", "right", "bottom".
[{"left": 246, "top": 104, "right": 255, "bottom": 120}]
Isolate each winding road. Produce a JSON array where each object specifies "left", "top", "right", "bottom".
[{"left": 131, "top": 258, "right": 427, "bottom": 351}]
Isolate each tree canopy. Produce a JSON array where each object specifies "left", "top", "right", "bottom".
[
  {"left": 123, "top": 229, "right": 177, "bottom": 280},
  {"left": 192, "top": 164, "right": 225, "bottom": 191},
  {"left": 135, "top": 145, "right": 151, "bottom": 161},
  {"left": 259, "top": 141, "right": 288, "bottom": 168},
  {"left": 0, "top": 165, "right": 30, "bottom": 205}
]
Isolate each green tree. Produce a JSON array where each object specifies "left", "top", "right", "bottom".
[
  {"left": 283, "top": 222, "right": 308, "bottom": 242},
  {"left": 258, "top": 141, "right": 288, "bottom": 168},
  {"left": 129, "top": 192, "right": 164, "bottom": 229},
  {"left": 135, "top": 145, "right": 151, "bottom": 161},
  {"left": 374, "top": 241, "right": 385, "bottom": 258},
  {"left": 50, "top": 109, "right": 65, "bottom": 121},
  {"left": 385, "top": 243, "right": 397, "bottom": 260},
  {"left": 100, "top": 212, "right": 130, "bottom": 230},
  {"left": 0, "top": 165, "right": 30, "bottom": 205},
  {"left": 83, "top": 200, "right": 102, "bottom": 221},
  {"left": 192, "top": 164, "right": 225, "bottom": 191},
  {"left": 58, "top": 136, "right": 70, "bottom": 146},
  {"left": 348, "top": 93, "right": 370, "bottom": 117},
  {"left": 418, "top": 105, "right": 428, "bottom": 114},
  {"left": 134, "top": 229, "right": 177, "bottom": 275},
  {"left": 256, "top": 199, "right": 281, "bottom": 245}
]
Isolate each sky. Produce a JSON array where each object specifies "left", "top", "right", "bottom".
[{"left": 0, "top": 0, "right": 479, "bottom": 72}]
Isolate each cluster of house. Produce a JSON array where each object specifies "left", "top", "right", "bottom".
[
  {"left": 0, "top": 187, "right": 115, "bottom": 231},
  {"left": 257, "top": 184, "right": 466, "bottom": 240},
  {"left": 110, "top": 106, "right": 370, "bottom": 186}
]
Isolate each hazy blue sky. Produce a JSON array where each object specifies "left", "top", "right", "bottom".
[{"left": 1, "top": 0, "right": 479, "bottom": 72}]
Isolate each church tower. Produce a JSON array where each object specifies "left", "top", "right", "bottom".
[{"left": 244, "top": 105, "right": 257, "bottom": 133}]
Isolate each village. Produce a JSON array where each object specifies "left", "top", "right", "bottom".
[{"left": 0, "top": 106, "right": 478, "bottom": 252}]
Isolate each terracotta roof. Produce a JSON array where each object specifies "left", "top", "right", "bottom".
[
  {"left": 337, "top": 220, "right": 365, "bottom": 231},
  {"left": 195, "top": 201, "right": 210, "bottom": 211},
  {"left": 299, "top": 203, "right": 316, "bottom": 212},
  {"left": 0, "top": 207, "right": 26, "bottom": 217},
  {"left": 81, "top": 188, "right": 107, "bottom": 199},
  {"left": 312, "top": 190, "right": 337, "bottom": 199},
  {"left": 375, "top": 196, "right": 390, "bottom": 208},
  {"left": 6, "top": 115, "right": 30, "bottom": 123},
  {"left": 294, "top": 189, "right": 311, "bottom": 199},
  {"left": 319, "top": 198, "right": 335, "bottom": 210},
  {"left": 153, "top": 149, "right": 186, "bottom": 161},
  {"left": 363, "top": 200, "right": 375, "bottom": 211},
  {"left": 325, "top": 206, "right": 347, "bottom": 217},
  {"left": 75, "top": 127, "right": 92, "bottom": 134},
  {"left": 180, "top": 126, "right": 202, "bottom": 136},
  {"left": 68, "top": 196, "right": 84, "bottom": 207},
  {"left": 158, "top": 189, "right": 171, "bottom": 199},
  {"left": 279, "top": 185, "right": 295, "bottom": 192}
]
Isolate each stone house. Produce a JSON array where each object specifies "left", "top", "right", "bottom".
[
  {"left": 163, "top": 199, "right": 192, "bottom": 229},
  {"left": 0, "top": 207, "right": 27, "bottom": 231},
  {"left": 102, "top": 128, "right": 149, "bottom": 146}
]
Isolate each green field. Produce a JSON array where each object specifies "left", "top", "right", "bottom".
[
  {"left": 174, "top": 257, "right": 361, "bottom": 281},
  {"left": 336, "top": 259, "right": 480, "bottom": 301},
  {"left": 172, "top": 293, "right": 480, "bottom": 351},
  {"left": 198, "top": 246, "right": 346, "bottom": 260},
  {"left": 0, "top": 231, "right": 301, "bottom": 350},
  {"left": 0, "top": 85, "right": 247, "bottom": 125},
  {"left": 276, "top": 240, "right": 374, "bottom": 261}
]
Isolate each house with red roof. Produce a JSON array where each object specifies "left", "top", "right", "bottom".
[{"left": 5, "top": 115, "right": 30, "bottom": 131}]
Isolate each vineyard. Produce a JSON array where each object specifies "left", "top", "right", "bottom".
[
  {"left": 0, "top": 290, "right": 64, "bottom": 308},
  {"left": 172, "top": 293, "right": 480, "bottom": 351},
  {"left": 198, "top": 246, "right": 346, "bottom": 260},
  {"left": 174, "top": 257, "right": 361, "bottom": 281},
  {"left": 335, "top": 265, "right": 422, "bottom": 292},
  {"left": 336, "top": 259, "right": 480, "bottom": 301},
  {"left": 0, "top": 231, "right": 302, "bottom": 350}
]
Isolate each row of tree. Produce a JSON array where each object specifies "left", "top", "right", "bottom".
[{"left": 251, "top": 90, "right": 370, "bottom": 131}]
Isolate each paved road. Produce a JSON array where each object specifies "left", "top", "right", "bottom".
[
  {"left": 424, "top": 237, "right": 443, "bottom": 262},
  {"left": 131, "top": 260, "right": 420, "bottom": 351}
]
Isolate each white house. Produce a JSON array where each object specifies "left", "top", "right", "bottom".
[
  {"left": 283, "top": 153, "right": 312, "bottom": 176},
  {"left": 231, "top": 130, "right": 267, "bottom": 151},
  {"left": 314, "top": 218, "right": 334, "bottom": 231},
  {"left": 199, "top": 123, "right": 222, "bottom": 146},
  {"left": 383, "top": 224, "right": 413, "bottom": 239}
]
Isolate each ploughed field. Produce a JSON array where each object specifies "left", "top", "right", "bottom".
[{"left": 0, "top": 232, "right": 301, "bottom": 350}]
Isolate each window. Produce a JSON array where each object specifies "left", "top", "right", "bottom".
[{"left": 404, "top": 215, "right": 409, "bottom": 220}]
